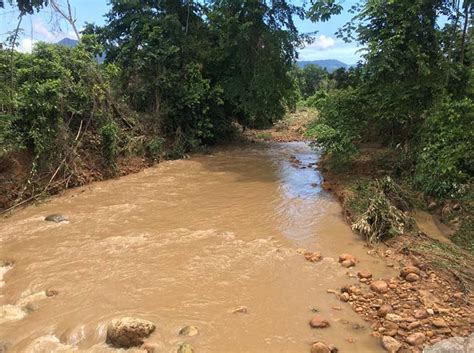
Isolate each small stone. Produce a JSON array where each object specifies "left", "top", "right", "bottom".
[
  {"left": 432, "top": 318, "right": 448, "bottom": 328},
  {"left": 338, "top": 254, "right": 354, "bottom": 263},
  {"left": 304, "top": 251, "right": 322, "bottom": 263},
  {"left": 405, "top": 273, "right": 420, "bottom": 282},
  {"left": 341, "top": 259, "right": 356, "bottom": 268},
  {"left": 400, "top": 266, "right": 420, "bottom": 278},
  {"left": 386, "top": 313, "right": 402, "bottom": 322},
  {"left": 44, "top": 214, "right": 68, "bottom": 223},
  {"left": 357, "top": 270, "right": 372, "bottom": 279},
  {"left": 370, "top": 280, "right": 389, "bottom": 294},
  {"left": 106, "top": 317, "right": 156, "bottom": 348},
  {"left": 382, "top": 336, "right": 402, "bottom": 352},
  {"left": 45, "top": 289, "right": 59, "bottom": 297},
  {"left": 408, "top": 321, "right": 421, "bottom": 330},
  {"left": 321, "top": 181, "right": 332, "bottom": 191},
  {"left": 406, "top": 332, "right": 425, "bottom": 346},
  {"left": 179, "top": 326, "right": 199, "bottom": 337},
  {"left": 232, "top": 306, "right": 248, "bottom": 314},
  {"left": 378, "top": 304, "right": 392, "bottom": 317},
  {"left": 177, "top": 343, "right": 194, "bottom": 353},
  {"left": 427, "top": 308, "right": 434, "bottom": 315},
  {"left": 340, "top": 293, "right": 350, "bottom": 302},
  {"left": 143, "top": 343, "right": 159, "bottom": 353},
  {"left": 309, "top": 316, "right": 330, "bottom": 329},
  {"left": 414, "top": 309, "right": 428, "bottom": 319},
  {"left": 311, "top": 341, "right": 331, "bottom": 353},
  {"left": 426, "top": 331, "right": 434, "bottom": 338}
]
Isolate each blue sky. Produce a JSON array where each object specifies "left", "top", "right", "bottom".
[{"left": 0, "top": 0, "right": 362, "bottom": 65}]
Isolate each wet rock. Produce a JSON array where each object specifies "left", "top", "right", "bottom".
[
  {"left": 414, "top": 309, "right": 429, "bottom": 319},
  {"left": 423, "top": 333, "right": 474, "bottom": 353},
  {"left": 309, "top": 316, "right": 330, "bottom": 329},
  {"left": 432, "top": 318, "right": 448, "bottom": 328},
  {"left": 44, "top": 214, "right": 68, "bottom": 223},
  {"left": 178, "top": 343, "right": 194, "bottom": 353},
  {"left": 106, "top": 317, "right": 156, "bottom": 348},
  {"left": 179, "top": 325, "right": 199, "bottom": 337},
  {"left": 304, "top": 251, "right": 322, "bottom": 263},
  {"left": 370, "top": 280, "right": 389, "bottom": 294},
  {"left": 311, "top": 341, "right": 331, "bottom": 353},
  {"left": 378, "top": 304, "right": 392, "bottom": 317},
  {"left": 357, "top": 270, "right": 372, "bottom": 279},
  {"left": 382, "top": 336, "right": 402, "bottom": 352},
  {"left": 406, "top": 332, "right": 426, "bottom": 346},
  {"left": 232, "top": 306, "right": 248, "bottom": 314},
  {"left": 405, "top": 273, "right": 420, "bottom": 282},
  {"left": 400, "top": 266, "right": 420, "bottom": 278}
]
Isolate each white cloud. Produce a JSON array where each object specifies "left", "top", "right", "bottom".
[
  {"left": 299, "top": 45, "right": 364, "bottom": 65},
  {"left": 32, "top": 19, "right": 59, "bottom": 42},
  {"left": 17, "top": 38, "right": 39, "bottom": 53},
  {"left": 307, "top": 35, "right": 335, "bottom": 50}
]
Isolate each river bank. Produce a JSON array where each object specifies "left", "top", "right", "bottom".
[{"left": 246, "top": 111, "right": 473, "bottom": 352}]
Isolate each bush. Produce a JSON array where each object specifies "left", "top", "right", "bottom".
[
  {"left": 415, "top": 97, "right": 474, "bottom": 197},
  {"left": 100, "top": 122, "right": 119, "bottom": 170},
  {"left": 306, "top": 88, "right": 367, "bottom": 166}
]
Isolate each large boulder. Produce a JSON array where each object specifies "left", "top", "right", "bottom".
[
  {"left": 106, "top": 317, "right": 156, "bottom": 348},
  {"left": 423, "top": 334, "right": 474, "bottom": 353}
]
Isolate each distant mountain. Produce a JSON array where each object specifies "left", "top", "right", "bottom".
[
  {"left": 56, "top": 38, "right": 78, "bottom": 47},
  {"left": 297, "top": 59, "right": 349, "bottom": 72}
]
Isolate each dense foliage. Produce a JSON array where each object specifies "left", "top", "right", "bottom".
[{"left": 305, "top": 0, "right": 473, "bottom": 199}]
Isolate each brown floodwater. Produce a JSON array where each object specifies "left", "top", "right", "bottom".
[{"left": 1, "top": 142, "right": 394, "bottom": 353}]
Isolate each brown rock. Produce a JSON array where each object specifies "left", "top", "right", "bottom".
[
  {"left": 232, "top": 306, "right": 248, "bottom": 314},
  {"left": 432, "top": 318, "right": 448, "bottom": 328},
  {"left": 304, "top": 252, "right": 322, "bottom": 263},
  {"left": 357, "top": 270, "right": 372, "bottom": 279},
  {"left": 340, "top": 293, "right": 350, "bottom": 302},
  {"left": 106, "top": 317, "right": 156, "bottom": 348},
  {"left": 414, "top": 309, "right": 429, "bottom": 319},
  {"left": 378, "top": 304, "right": 392, "bottom": 317},
  {"left": 45, "top": 289, "right": 59, "bottom": 297},
  {"left": 382, "top": 336, "right": 402, "bottom": 352},
  {"left": 408, "top": 321, "right": 421, "bottom": 330},
  {"left": 406, "top": 332, "right": 425, "bottom": 346},
  {"left": 338, "top": 254, "right": 354, "bottom": 263},
  {"left": 309, "top": 316, "right": 330, "bottom": 329},
  {"left": 405, "top": 273, "right": 420, "bottom": 282},
  {"left": 371, "top": 280, "right": 389, "bottom": 294},
  {"left": 400, "top": 266, "right": 420, "bottom": 278},
  {"left": 321, "top": 181, "right": 332, "bottom": 191},
  {"left": 311, "top": 342, "right": 330, "bottom": 353},
  {"left": 341, "top": 259, "right": 356, "bottom": 268}
]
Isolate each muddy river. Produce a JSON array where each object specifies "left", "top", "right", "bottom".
[{"left": 1, "top": 142, "right": 394, "bottom": 352}]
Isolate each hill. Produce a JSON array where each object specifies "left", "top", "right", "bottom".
[{"left": 297, "top": 59, "right": 349, "bottom": 72}]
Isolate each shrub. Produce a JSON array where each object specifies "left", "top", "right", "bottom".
[{"left": 415, "top": 97, "right": 474, "bottom": 197}]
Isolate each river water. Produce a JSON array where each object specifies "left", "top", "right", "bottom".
[{"left": 1, "top": 142, "right": 393, "bottom": 352}]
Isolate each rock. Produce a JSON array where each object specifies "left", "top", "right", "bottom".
[
  {"left": 423, "top": 333, "right": 474, "bottom": 353},
  {"left": 408, "top": 321, "right": 421, "bottom": 330},
  {"left": 382, "top": 336, "right": 402, "bottom": 352},
  {"left": 311, "top": 341, "right": 331, "bottom": 353},
  {"left": 45, "top": 289, "right": 59, "bottom": 297},
  {"left": 414, "top": 309, "right": 429, "bottom": 319},
  {"left": 340, "top": 293, "right": 350, "bottom": 302},
  {"left": 177, "top": 343, "right": 194, "bottom": 353},
  {"left": 427, "top": 201, "right": 437, "bottom": 211},
  {"left": 304, "top": 252, "right": 322, "bottom": 262},
  {"left": 106, "top": 317, "right": 156, "bottom": 348},
  {"left": 406, "top": 332, "right": 426, "bottom": 346},
  {"left": 309, "top": 316, "right": 330, "bottom": 329},
  {"left": 400, "top": 266, "right": 420, "bottom": 278},
  {"left": 232, "top": 306, "right": 248, "bottom": 314},
  {"left": 427, "top": 308, "right": 435, "bottom": 315},
  {"left": 378, "top": 304, "right": 392, "bottom": 317},
  {"left": 357, "top": 270, "right": 372, "bottom": 279},
  {"left": 432, "top": 318, "right": 448, "bottom": 328},
  {"left": 143, "top": 343, "right": 159, "bottom": 353},
  {"left": 338, "top": 254, "right": 354, "bottom": 263},
  {"left": 386, "top": 313, "right": 403, "bottom": 322},
  {"left": 341, "top": 259, "right": 356, "bottom": 268},
  {"left": 370, "top": 280, "right": 389, "bottom": 294},
  {"left": 452, "top": 203, "right": 461, "bottom": 211},
  {"left": 44, "top": 214, "right": 68, "bottom": 223},
  {"left": 405, "top": 273, "right": 420, "bottom": 282},
  {"left": 179, "top": 325, "right": 199, "bottom": 337}
]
